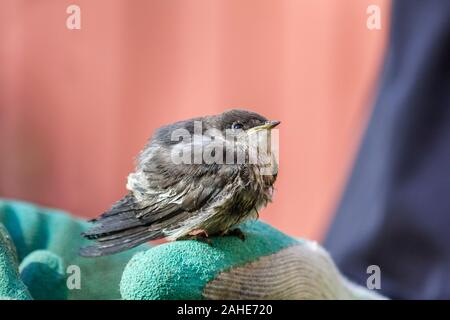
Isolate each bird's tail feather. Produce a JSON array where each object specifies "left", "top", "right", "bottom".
[
  {"left": 79, "top": 227, "right": 162, "bottom": 257},
  {"left": 80, "top": 194, "right": 163, "bottom": 257}
]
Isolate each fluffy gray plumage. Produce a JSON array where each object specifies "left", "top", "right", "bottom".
[{"left": 80, "top": 109, "right": 279, "bottom": 257}]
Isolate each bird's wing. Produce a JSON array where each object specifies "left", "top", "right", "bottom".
[
  {"left": 142, "top": 167, "right": 237, "bottom": 216},
  {"left": 80, "top": 164, "right": 239, "bottom": 256},
  {"left": 129, "top": 135, "right": 240, "bottom": 223}
]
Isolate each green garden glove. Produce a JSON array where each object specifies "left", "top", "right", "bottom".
[
  {"left": 0, "top": 199, "right": 385, "bottom": 300},
  {"left": 120, "top": 220, "right": 386, "bottom": 300},
  {"left": 0, "top": 199, "right": 149, "bottom": 300}
]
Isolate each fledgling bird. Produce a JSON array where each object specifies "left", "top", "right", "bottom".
[{"left": 80, "top": 109, "right": 280, "bottom": 257}]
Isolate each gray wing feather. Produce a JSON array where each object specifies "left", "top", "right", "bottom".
[{"left": 80, "top": 161, "right": 238, "bottom": 256}]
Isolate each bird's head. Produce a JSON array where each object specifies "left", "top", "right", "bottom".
[
  {"left": 141, "top": 109, "right": 279, "bottom": 176},
  {"left": 208, "top": 109, "right": 280, "bottom": 135}
]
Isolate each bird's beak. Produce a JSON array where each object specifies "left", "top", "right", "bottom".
[
  {"left": 247, "top": 120, "right": 281, "bottom": 134},
  {"left": 265, "top": 120, "right": 281, "bottom": 129}
]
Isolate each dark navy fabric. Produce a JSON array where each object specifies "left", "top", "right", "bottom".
[{"left": 324, "top": 0, "right": 450, "bottom": 299}]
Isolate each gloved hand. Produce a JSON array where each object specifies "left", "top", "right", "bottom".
[
  {"left": 0, "top": 199, "right": 149, "bottom": 300},
  {"left": 120, "top": 221, "right": 385, "bottom": 300},
  {"left": 0, "top": 199, "right": 385, "bottom": 300}
]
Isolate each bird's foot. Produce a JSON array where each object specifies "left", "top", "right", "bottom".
[
  {"left": 222, "top": 228, "right": 246, "bottom": 241},
  {"left": 180, "top": 229, "right": 212, "bottom": 245}
]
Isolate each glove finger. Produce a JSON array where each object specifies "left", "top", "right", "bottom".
[
  {"left": 120, "top": 220, "right": 299, "bottom": 300},
  {"left": 19, "top": 250, "right": 67, "bottom": 300},
  {"left": 0, "top": 224, "right": 32, "bottom": 300},
  {"left": 0, "top": 199, "right": 150, "bottom": 299}
]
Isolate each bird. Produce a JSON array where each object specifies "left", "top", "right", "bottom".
[{"left": 80, "top": 109, "right": 280, "bottom": 257}]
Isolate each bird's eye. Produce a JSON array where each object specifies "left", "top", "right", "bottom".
[{"left": 231, "top": 122, "right": 244, "bottom": 130}]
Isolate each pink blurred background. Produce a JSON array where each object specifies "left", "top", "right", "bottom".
[{"left": 0, "top": 0, "right": 389, "bottom": 241}]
